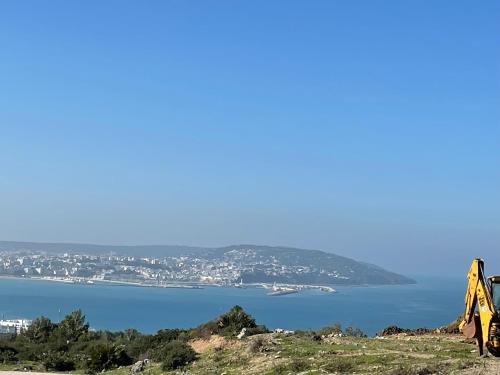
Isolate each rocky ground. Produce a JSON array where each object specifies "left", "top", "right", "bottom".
[{"left": 106, "top": 331, "right": 499, "bottom": 375}]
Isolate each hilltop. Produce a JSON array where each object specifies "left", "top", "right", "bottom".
[
  {"left": 110, "top": 332, "right": 498, "bottom": 375},
  {"left": 0, "top": 241, "right": 413, "bottom": 285},
  {"left": 2, "top": 333, "right": 496, "bottom": 375},
  {"left": 0, "top": 307, "right": 496, "bottom": 375}
]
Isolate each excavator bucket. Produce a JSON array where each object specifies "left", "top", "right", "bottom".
[{"left": 462, "top": 315, "right": 480, "bottom": 339}]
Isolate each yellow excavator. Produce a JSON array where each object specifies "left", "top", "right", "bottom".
[{"left": 459, "top": 258, "right": 500, "bottom": 356}]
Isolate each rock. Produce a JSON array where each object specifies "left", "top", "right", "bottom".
[
  {"left": 377, "top": 325, "right": 433, "bottom": 336},
  {"left": 237, "top": 327, "right": 247, "bottom": 339},
  {"left": 130, "top": 359, "right": 149, "bottom": 374}
]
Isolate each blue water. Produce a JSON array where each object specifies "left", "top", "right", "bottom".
[{"left": 0, "top": 277, "right": 466, "bottom": 336}]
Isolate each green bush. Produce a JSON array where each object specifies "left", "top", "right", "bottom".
[
  {"left": 0, "top": 343, "right": 18, "bottom": 364},
  {"left": 245, "top": 325, "right": 269, "bottom": 336},
  {"left": 217, "top": 305, "right": 257, "bottom": 336},
  {"left": 317, "top": 323, "right": 342, "bottom": 336},
  {"left": 288, "top": 358, "right": 309, "bottom": 372},
  {"left": 191, "top": 320, "right": 219, "bottom": 339},
  {"left": 273, "top": 359, "right": 309, "bottom": 374},
  {"left": 324, "top": 357, "right": 354, "bottom": 373},
  {"left": 43, "top": 351, "right": 76, "bottom": 371},
  {"left": 13, "top": 341, "right": 42, "bottom": 362},
  {"left": 153, "top": 329, "right": 184, "bottom": 344},
  {"left": 343, "top": 326, "right": 367, "bottom": 337},
  {"left": 191, "top": 306, "right": 264, "bottom": 338},
  {"left": 160, "top": 341, "right": 196, "bottom": 370},
  {"left": 125, "top": 328, "right": 186, "bottom": 361},
  {"left": 86, "top": 343, "right": 132, "bottom": 373}
]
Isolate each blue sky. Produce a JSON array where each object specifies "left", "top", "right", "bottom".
[{"left": 0, "top": 1, "right": 498, "bottom": 275}]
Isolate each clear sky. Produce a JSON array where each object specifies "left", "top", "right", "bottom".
[{"left": 0, "top": 1, "right": 498, "bottom": 275}]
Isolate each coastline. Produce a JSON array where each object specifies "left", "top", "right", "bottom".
[
  {"left": 0, "top": 275, "right": 340, "bottom": 293},
  {"left": 0, "top": 275, "right": 202, "bottom": 289},
  {"left": 0, "top": 275, "right": 417, "bottom": 293},
  {"left": 0, "top": 274, "right": 416, "bottom": 291}
]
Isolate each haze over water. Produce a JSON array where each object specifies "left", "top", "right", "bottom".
[{"left": 0, "top": 277, "right": 464, "bottom": 336}]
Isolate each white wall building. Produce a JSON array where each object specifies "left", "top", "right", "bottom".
[{"left": 0, "top": 319, "right": 32, "bottom": 334}]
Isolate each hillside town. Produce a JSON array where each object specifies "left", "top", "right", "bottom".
[{"left": 0, "top": 249, "right": 342, "bottom": 289}]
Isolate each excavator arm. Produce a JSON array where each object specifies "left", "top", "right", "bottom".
[{"left": 459, "top": 259, "right": 500, "bottom": 356}]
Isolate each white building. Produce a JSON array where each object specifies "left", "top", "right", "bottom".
[{"left": 0, "top": 319, "right": 32, "bottom": 334}]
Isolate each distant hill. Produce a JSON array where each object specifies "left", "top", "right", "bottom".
[
  {"left": 0, "top": 241, "right": 204, "bottom": 257},
  {"left": 204, "top": 245, "right": 415, "bottom": 285},
  {"left": 0, "top": 241, "right": 414, "bottom": 285}
]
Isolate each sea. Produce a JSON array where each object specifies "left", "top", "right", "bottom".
[{"left": 0, "top": 276, "right": 466, "bottom": 336}]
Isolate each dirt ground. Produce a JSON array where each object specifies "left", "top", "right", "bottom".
[
  {"left": 461, "top": 361, "right": 500, "bottom": 375},
  {"left": 189, "top": 334, "right": 229, "bottom": 353}
]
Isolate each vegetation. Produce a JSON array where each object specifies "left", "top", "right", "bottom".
[
  {"left": 0, "top": 307, "right": 492, "bottom": 374},
  {"left": 0, "top": 306, "right": 266, "bottom": 373},
  {"left": 193, "top": 305, "right": 268, "bottom": 338},
  {"left": 159, "top": 341, "right": 196, "bottom": 370}
]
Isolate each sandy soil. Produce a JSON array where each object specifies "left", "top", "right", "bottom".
[{"left": 189, "top": 334, "right": 228, "bottom": 353}]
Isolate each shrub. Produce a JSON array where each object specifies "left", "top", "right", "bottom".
[
  {"left": 0, "top": 343, "right": 18, "bottom": 364},
  {"left": 153, "top": 329, "right": 184, "bottom": 344},
  {"left": 160, "top": 341, "right": 196, "bottom": 370},
  {"left": 124, "top": 335, "right": 154, "bottom": 360},
  {"left": 288, "top": 358, "right": 309, "bottom": 372},
  {"left": 273, "top": 359, "right": 309, "bottom": 374},
  {"left": 191, "top": 306, "right": 261, "bottom": 338},
  {"left": 216, "top": 305, "right": 257, "bottom": 336},
  {"left": 191, "top": 320, "right": 219, "bottom": 339},
  {"left": 317, "top": 323, "right": 342, "bottom": 336},
  {"left": 86, "top": 343, "right": 132, "bottom": 373},
  {"left": 43, "top": 351, "right": 76, "bottom": 371},
  {"left": 244, "top": 325, "right": 269, "bottom": 336},
  {"left": 13, "top": 342, "right": 42, "bottom": 362},
  {"left": 343, "top": 326, "right": 367, "bottom": 338},
  {"left": 324, "top": 357, "right": 354, "bottom": 373}
]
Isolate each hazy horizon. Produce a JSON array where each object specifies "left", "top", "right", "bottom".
[{"left": 1, "top": 1, "right": 498, "bottom": 277}]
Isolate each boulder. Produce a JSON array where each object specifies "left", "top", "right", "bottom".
[{"left": 130, "top": 359, "right": 149, "bottom": 374}]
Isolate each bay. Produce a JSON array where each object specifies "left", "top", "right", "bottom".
[{"left": 0, "top": 277, "right": 466, "bottom": 336}]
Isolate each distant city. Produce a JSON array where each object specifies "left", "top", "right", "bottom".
[
  {"left": 0, "top": 249, "right": 334, "bottom": 292},
  {"left": 0, "top": 243, "right": 414, "bottom": 288}
]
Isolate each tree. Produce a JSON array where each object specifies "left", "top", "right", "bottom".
[
  {"left": 22, "top": 316, "right": 55, "bottom": 343},
  {"left": 58, "top": 309, "right": 89, "bottom": 343},
  {"left": 217, "top": 305, "right": 256, "bottom": 335}
]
